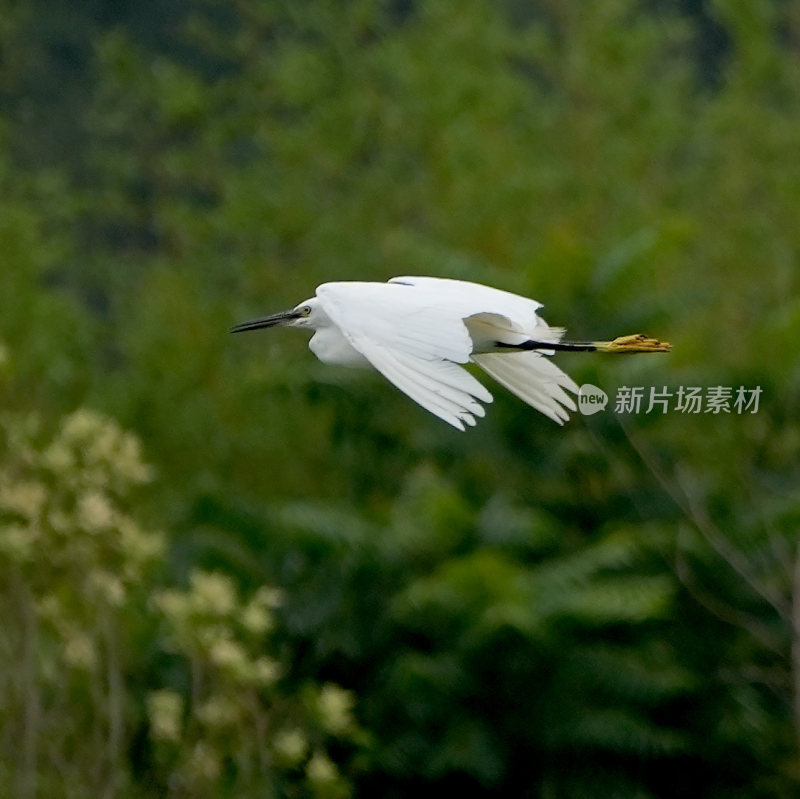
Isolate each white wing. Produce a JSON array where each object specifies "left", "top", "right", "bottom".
[
  {"left": 389, "top": 275, "right": 543, "bottom": 326},
  {"left": 471, "top": 351, "right": 578, "bottom": 425},
  {"left": 389, "top": 278, "right": 578, "bottom": 423},
  {"left": 317, "top": 281, "right": 494, "bottom": 430},
  {"left": 391, "top": 276, "right": 562, "bottom": 350},
  {"left": 317, "top": 278, "right": 578, "bottom": 429}
]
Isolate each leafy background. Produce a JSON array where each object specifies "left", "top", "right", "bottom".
[{"left": 1, "top": 0, "right": 799, "bottom": 796}]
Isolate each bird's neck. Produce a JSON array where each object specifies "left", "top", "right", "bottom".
[{"left": 308, "top": 327, "right": 370, "bottom": 368}]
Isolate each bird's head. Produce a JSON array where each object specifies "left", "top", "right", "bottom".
[{"left": 229, "top": 297, "right": 324, "bottom": 333}]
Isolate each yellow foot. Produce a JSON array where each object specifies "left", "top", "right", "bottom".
[{"left": 596, "top": 334, "right": 671, "bottom": 353}]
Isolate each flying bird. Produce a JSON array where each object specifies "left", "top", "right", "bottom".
[{"left": 230, "top": 276, "right": 670, "bottom": 430}]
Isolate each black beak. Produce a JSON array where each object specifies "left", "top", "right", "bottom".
[{"left": 229, "top": 309, "right": 301, "bottom": 333}]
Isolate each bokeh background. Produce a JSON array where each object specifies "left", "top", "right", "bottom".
[{"left": 2, "top": 1, "right": 799, "bottom": 796}]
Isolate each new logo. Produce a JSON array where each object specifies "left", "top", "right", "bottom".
[{"left": 578, "top": 384, "right": 608, "bottom": 415}]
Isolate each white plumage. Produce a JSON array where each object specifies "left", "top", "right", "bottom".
[{"left": 230, "top": 276, "right": 670, "bottom": 430}]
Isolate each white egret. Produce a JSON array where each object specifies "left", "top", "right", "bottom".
[{"left": 230, "top": 276, "right": 670, "bottom": 430}]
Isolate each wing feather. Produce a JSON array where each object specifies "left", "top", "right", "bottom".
[
  {"left": 317, "top": 282, "right": 493, "bottom": 429},
  {"left": 390, "top": 275, "right": 543, "bottom": 318},
  {"left": 317, "top": 279, "right": 578, "bottom": 428},
  {"left": 357, "top": 340, "right": 483, "bottom": 430},
  {"left": 471, "top": 351, "right": 578, "bottom": 425}
]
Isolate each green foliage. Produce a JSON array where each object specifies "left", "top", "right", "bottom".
[
  {"left": 1, "top": 0, "right": 800, "bottom": 796},
  {"left": 151, "top": 571, "right": 357, "bottom": 798},
  {"left": 0, "top": 405, "right": 361, "bottom": 798},
  {"left": 0, "top": 408, "right": 160, "bottom": 796}
]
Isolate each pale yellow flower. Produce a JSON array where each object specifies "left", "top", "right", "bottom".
[
  {"left": 0, "top": 478, "right": 46, "bottom": 521},
  {"left": 273, "top": 728, "right": 307, "bottom": 765},
  {"left": 190, "top": 571, "right": 237, "bottom": 616},
  {"left": 318, "top": 684, "right": 355, "bottom": 735},
  {"left": 148, "top": 690, "right": 184, "bottom": 742},
  {"left": 77, "top": 490, "right": 115, "bottom": 532},
  {"left": 306, "top": 751, "right": 338, "bottom": 785}
]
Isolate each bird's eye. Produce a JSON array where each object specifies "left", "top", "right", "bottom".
[{"left": 301, "top": 306, "right": 312, "bottom": 317}]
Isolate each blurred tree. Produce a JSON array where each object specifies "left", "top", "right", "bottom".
[
  {"left": 1, "top": 0, "right": 799, "bottom": 797},
  {"left": 0, "top": 405, "right": 362, "bottom": 798},
  {"left": 0, "top": 408, "right": 160, "bottom": 796}
]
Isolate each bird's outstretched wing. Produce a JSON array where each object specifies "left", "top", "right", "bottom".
[
  {"left": 317, "top": 278, "right": 578, "bottom": 429},
  {"left": 317, "top": 281, "right": 493, "bottom": 430},
  {"left": 389, "top": 275, "right": 543, "bottom": 322},
  {"left": 471, "top": 351, "right": 577, "bottom": 425},
  {"left": 390, "top": 278, "right": 578, "bottom": 424}
]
